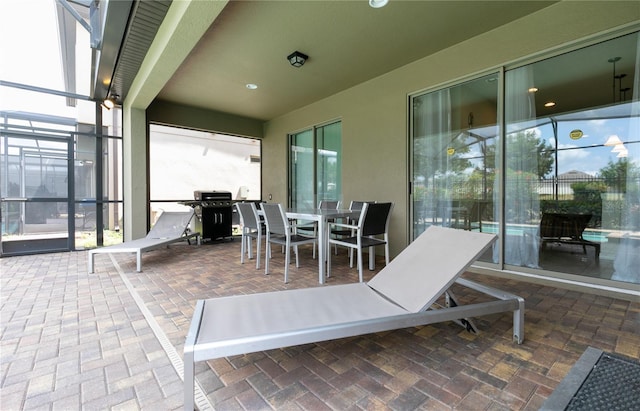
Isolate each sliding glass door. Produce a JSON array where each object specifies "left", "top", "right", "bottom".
[
  {"left": 289, "top": 121, "right": 342, "bottom": 209},
  {"left": 411, "top": 73, "right": 498, "bottom": 264},
  {"left": 502, "top": 33, "right": 639, "bottom": 281},
  {"left": 410, "top": 31, "right": 639, "bottom": 285}
]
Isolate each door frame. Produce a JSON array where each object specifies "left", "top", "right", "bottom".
[{"left": 1, "top": 132, "right": 75, "bottom": 256}]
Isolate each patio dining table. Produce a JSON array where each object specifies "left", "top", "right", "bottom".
[{"left": 261, "top": 207, "right": 359, "bottom": 284}]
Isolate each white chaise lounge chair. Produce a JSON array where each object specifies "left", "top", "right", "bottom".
[
  {"left": 183, "top": 226, "right": 525, "bottom": 410},
  {"left": 88, "top": 210, "right": 200, "bottom": 273}
]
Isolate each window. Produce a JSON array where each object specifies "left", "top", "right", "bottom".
[{"left": 289, "top": 121, "right": 342, "bottom": 208}]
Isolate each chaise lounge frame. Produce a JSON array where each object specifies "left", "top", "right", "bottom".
[
  {"left": 183, "top": 226, "right": 525, "bottom": 410},
  {"left": 88, "top": 210, "right": 200, "bottom": 273}
]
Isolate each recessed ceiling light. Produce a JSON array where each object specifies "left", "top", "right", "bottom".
[
  {"left": 369, "top": 0, "right": 389, "bottom": 8},
  {"left": 528, "top": 87, "right": 538, "bottom": 93},
  {"left": 611, "top": 143, "right": 627, "bottom": 153},
  {"left": 246, "top": 83, "right": 258, "bottom": 90},
  {"left": 544, "top": 101, "right": 556, "bottom": 107}
]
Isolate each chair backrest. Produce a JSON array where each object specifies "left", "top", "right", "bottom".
[
  {"left": 350, "top": 201, "right": 375, "bottom": 211},
  {"left": 261, "top": 203, "right": 288, "bottom": 236},
  {"left": 367, "top": 226, "right": 497, "bottom": 313},
  {"left": 319, "top": 200, "right": 340, "bottom": 209},
  {"left": 361, "top": 202, "right": 393, "bottom": 237},
  {"left": 236, "top": 202, "right": 260, "bottom": 230},
  {"left": 147, "top": 211, "right": 195, "bottom": 239}
]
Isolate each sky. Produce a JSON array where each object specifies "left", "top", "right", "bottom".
[
  {"left": 0, "top": 0, "right": 91, "bottom": 118},
  {"left": 551, "top": 120, "right": 629, "bottom": 176},
  {"left": 461, "top": 116, "right": 636, "bottom": 178},
  {"left": 553, "top": 117, "right": 637, "bottom": 176}
]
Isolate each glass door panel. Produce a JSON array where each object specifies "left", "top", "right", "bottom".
[
  {"left": 316, "top": 122, "right": 341, "bottom": 203},
  {"left": 1, "top": 135, "right": 71, "bottom": 255},
  {"left": 289, "top": 122, "right": 342, "bottom": 209},
  {"left": 411, "top": 73, "right": 498, "bottom": 265},
  {"left": 290, "top": 129, "right": 315, "bottom": 209}
]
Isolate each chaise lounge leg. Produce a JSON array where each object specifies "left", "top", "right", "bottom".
[
  {"left": 184, "top": 351, "right": 195, "bottom": 411},
  {"left": 183, "top": 299, "right": 205, "bottom": 411},
  {"left": 513, "top": 296, "right": 525, "bottom": 344},
  {"left": 136, "top": 251, "right": 142, "bottom": 272},
  {"left": 88, "top": 252, "right": 95, "bottom": 273}
]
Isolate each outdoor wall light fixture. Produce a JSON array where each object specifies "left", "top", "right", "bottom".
[
  {"left": 102, "top": 95, "right": 118, "bottom": 110},
  {"left": 287, "top": 51, "right": 308, "bottom": 67},
  {"left": 369, "top": 0, "right": 389, "bottom": 8}
]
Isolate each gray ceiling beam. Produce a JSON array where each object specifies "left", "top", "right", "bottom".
[{"left": 92, "top": 0, "right": 134, "bottom": 102}]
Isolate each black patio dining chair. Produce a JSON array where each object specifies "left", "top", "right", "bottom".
[
  {"left": 330, "top": 200, "right": 373, "bottom": 256},
  {"left": 327, "top": 202, "right": 393, "bottom": 282}
]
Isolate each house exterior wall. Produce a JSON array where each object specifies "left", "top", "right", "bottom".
[
  {"left": 147, "top": 100, "right": 263, "bottom": 139},
  {"left": 261, "top": 2, "right": 640, "bottom": 258}
]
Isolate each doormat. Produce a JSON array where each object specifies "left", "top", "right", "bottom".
[{"left": 541, "top": 347, "right": 640, "bottom": 411}]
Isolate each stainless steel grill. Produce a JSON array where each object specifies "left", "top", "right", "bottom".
[{"left": 185, "top": 191, "right": 233, "bottom": 241}]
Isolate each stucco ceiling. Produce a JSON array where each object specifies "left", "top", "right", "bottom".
[{"left": 154, "top": 1, "right": 559, "bottom": 121}]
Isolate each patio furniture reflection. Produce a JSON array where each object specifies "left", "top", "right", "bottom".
[{"left": 539, "top": 212, "right": 600, "bottom": 262}]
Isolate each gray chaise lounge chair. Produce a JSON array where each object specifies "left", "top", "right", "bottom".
[
  {"left": 183, "top": 226, "right": 525, "bottom": 410},
  {"left": 88, "top": 210, "right": 200, "bottom": 273}
]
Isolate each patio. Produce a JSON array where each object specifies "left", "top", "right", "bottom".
[{"left": 1, "top": 238, "right": 638, "bottom": 410}]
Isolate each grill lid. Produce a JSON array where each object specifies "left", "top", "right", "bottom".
[{"left": 194, "top": 190, "right": 232, "bottom": 200}]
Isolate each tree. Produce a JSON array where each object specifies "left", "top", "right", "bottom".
[
  {"left": 599, "top": 158, "right": 640, "bottom": 194},
  {"left": 484, "top": 130, "right": 554, "bottom": 178},
  {"left": 413, "top": 134, "right": 472, "bottom": 177}
]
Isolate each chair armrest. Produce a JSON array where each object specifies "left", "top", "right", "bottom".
[{"left": 329, "top": 222, "right": 358, "bottom": 230}]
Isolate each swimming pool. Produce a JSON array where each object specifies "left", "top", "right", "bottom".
[{"left": 478, "top": 222, "right": 610, "bottom": 243}]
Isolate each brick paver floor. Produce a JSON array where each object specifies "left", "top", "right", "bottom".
[{"left": 1, "top": 238, "right": 638, "bottom": 410}]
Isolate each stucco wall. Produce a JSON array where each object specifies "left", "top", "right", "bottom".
[
  {"left": 147, "top": 100, "right": 263, "bottom": 139},
  {"left": 261, "top": 2, "right": 640, "bottom": 258}
]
